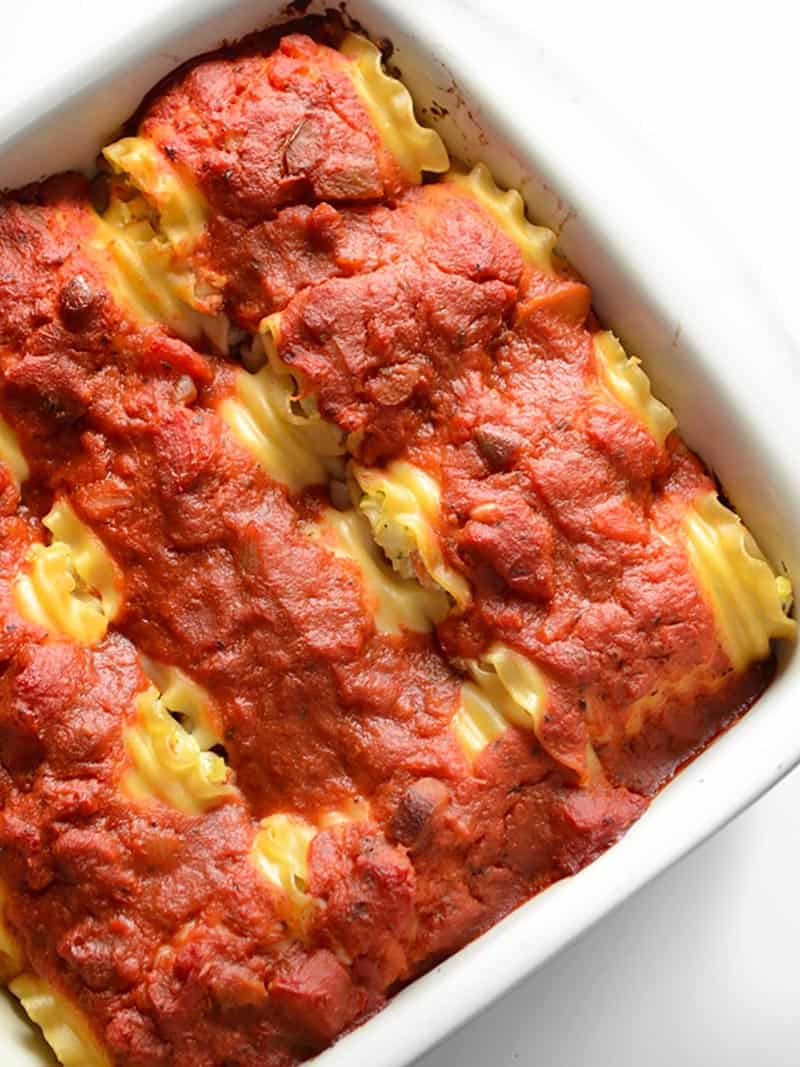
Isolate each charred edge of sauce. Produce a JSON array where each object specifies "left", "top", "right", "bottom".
[{"left": 0, "top": 172, "right": 91, "bottom": 209}]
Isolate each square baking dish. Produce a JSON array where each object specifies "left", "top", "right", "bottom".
[{"left": 0, "top": 2, "right": 798, "bottom": 1064}]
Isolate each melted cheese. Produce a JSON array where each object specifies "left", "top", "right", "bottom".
[
  {"left": 103, "top": 136, "right": 207, "bottom": 250},
  {"left": 10, "top": 974, "right": 111, "bottom": 1067},
  {"left": 593, "top": 331, "right": 677, "bottom": 447},
  {"left": 354, "top": 460, "right": 471, "bottom": 608},
  {"left": 220, "top": 362, "right": 344, "bottom": 492},
  {"left": 446, "top": 162, "right": 556, "bottom": 275},
  {"left": 0, "top": 882, "right": 23, "bottom": 984},
  {"left": 684, "top": 492, "right": 796, "bottom": 671},
  {"left": 311, "top": 507, "right": 448, "bottom": 634},
  {"left": 123, "top": 684, "right": 234, "bottom": 815},
  {"left": 340, "top": 33, "right": 449, "bottom": 183},
  {"left": 14, "top": 500, "right": 120, "bottom": 646},
  {"left": 0, "top": 417, "right": 28, "bottom": 487}
]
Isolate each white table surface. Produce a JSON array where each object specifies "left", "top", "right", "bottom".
[{"left": 2, "top": 2, "right": 799, "bottom": 1065}]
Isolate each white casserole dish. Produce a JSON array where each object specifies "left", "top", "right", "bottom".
[{"left": 0, "top": 2, "right": 798, "bottom": 1064}]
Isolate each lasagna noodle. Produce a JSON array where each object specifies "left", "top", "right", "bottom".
[
  {"left": 684, "top": 492, "right": 795, "bottom": 671},
  {"left": 445, "top": 162, "right": 556, "bottom": 275},
  {"left": 310, "top": 507, "right": 448, "bottom": 634},
  {"left": 462, "top": 644, "right": 548, "bottom": 752},
  {"left": 0, "top": 883, "right": 23, "bottom": 984},
  {"left": 13, "top": 500, "right": 121, "bottom": 646},
  {"left": 219, "top": 318, "right": 344, "bottom": 491},
  {"left": 612, "top": 495, "right": 794, "bottom": 741},
  {"left": 455, "top": 645, "right": 601, "bottom": 779},
  {"left": 43, "top": 500, "right": 121, "bottom": 621},
  {"left": 123, "top": 681, "right": 234, "bottom": 815},
  {"left": 251, "top": 814, "right": 318, "bottom": 934},
  {"left": 258, "top": 311, "right": 345, "bottom": 444},
  {"left": 0, "top": 417, "right": 29, "bottom": 487},
  {"left": 354, "top": 460, "right": 471, "bottom": 608},
  {"left": 9, "top": 974, "right": 111, "bottom": 1067},
  {"left": 453, "top": 646, "right": 550, "bottom": 766},
  {"left": 92, "top": 192, "right": 228, "bottom": 352},
  {"left": 592, "top": 331, "right": 677, "bottom": 447},
  {"left": 339, "top": 33, "right": 450, "bottom": 183},
  {"left": 102, "top": 136, "right": 207, "bottom": 251},
  {"left": 219, "top": 364, "right": 345, "bottom": 492},
  {"left": 452, "top": 681, "right": 510, "bottom": 766},
  {"left": 140, "top": 658, "right": 222, "bottom": 750},
  {"left": 252, "top": 801, "right": 370, "bottom": 935}
]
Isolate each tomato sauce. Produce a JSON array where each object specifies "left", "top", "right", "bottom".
[{"left": 0, "top": 25, "right": 773, "bottom": 1067}]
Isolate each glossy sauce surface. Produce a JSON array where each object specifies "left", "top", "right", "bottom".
[{"left": 0, "top": 24, "right": 775, "bottom": 1067}]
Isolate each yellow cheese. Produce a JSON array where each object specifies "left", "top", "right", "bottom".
[
  {"left": 14, "top": 500, "right": 120, "bottom": 646},
  {"left": 123, "top": 684, "right": 234, "bottom": 815},
  {"left": 340, "top": 33, "right": 449, "bottom": 183},
  {"left": 684, "top": 492, "right": 795, "bottom": 671},
  {"left": 311, "top": 507, "right": 448, "bottom": 634},
  {"left": 10, "top": 974, "right": 111, "bottom": 1067},
  {"left": 592, "top": 331, "right": 677, "bottom": 447},
  {"left": 354, "top": 460, "right": 471, "bottom": 608},
  {"left": 446, "top": 162, "right": 556, "bottom": 275},
  {"left": 0, "top": 417, "right": 28, "bottom": 487}
]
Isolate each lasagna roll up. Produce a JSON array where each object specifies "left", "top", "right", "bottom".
[
  {"left": 0, "top": 18, "right": 793, "bottom": 1067},
  {"left": 257, "top": 157, "right": 794, "bottom": 791}
]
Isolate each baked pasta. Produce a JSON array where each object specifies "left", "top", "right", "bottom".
[{"left": 0, "top": 16, "right": 793, "bottom": 1067}]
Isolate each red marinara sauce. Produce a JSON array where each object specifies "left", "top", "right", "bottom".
[{"left": 0, "top": 21, "right": 774, "bottom": 1067}]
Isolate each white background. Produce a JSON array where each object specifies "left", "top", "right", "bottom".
[{"left": 1, "top": 2, "right": 799, "bottom": 1065}]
